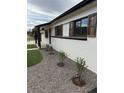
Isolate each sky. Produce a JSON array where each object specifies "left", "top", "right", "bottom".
[{"left": 27, "top": 0, "right": 83, "bottom": 31}]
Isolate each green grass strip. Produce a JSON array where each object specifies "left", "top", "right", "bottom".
[
  {"left": 27, "top": 50, "right": 43, "bottom": 67},
  {"left": 27, "top": 44, "right": 37, "bottom": 49}
]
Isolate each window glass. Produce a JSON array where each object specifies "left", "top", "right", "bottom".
[
  {"left": 81, "top": 18, "right": 88, "bottom": 27},
  {"left": 69, "top": 13, "right": 97, "bottom": 38},
  {"left": 55, "top": 25, "right": 63, "bottom": 36},
  {"left": 73, "top": 18, "right": 88, "bottom": 37},
  {"left": 76, "top": 21, "right": 81, "bottom": 28}
]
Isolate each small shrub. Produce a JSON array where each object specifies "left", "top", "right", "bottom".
[
  {"left": 46, "top": 44, "right": 49, "bottom": 51},
  {"left": 75, "top": 57, "right": 88, "bottom": 82},
  {"left": 57, "top": 51, "right": 67, "bottom": 67},
  {"left": 59, "top": 51, "right": 66, "bottom": 63}
]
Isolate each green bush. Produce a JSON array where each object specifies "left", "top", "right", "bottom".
[
  {"left": 59, "top": 51, "right": 66, "bottom": 63},
  {"left": 75, "top": 57, "right": 88, "bottom": 81}
]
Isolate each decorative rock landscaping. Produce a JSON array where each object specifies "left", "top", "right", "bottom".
[{"left": 27, "top": 49, "right": 97, "bottom": 93}]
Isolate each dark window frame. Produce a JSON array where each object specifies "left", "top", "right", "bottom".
[
  {"left": 45, "top": 30, "right": 48, "bottom": 38},
  {"left": 69, "top": 13, "right": 97, "bottom": 38},
  {"left": 55, "top": 25, "right": 63, "bottom": 36},
  {"left": 49, "top": 29, "right": 51, "bottom": 44},
  {"left": 73, "top": 17, "right": 88, "bottom": 37}
]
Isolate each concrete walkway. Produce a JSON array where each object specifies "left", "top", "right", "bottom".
[
  {"left": 27, "top": 40, "right": 35, "bottom": 45},
  {"left": 27, "top": 49, "right": 97, "bottom": 93}
]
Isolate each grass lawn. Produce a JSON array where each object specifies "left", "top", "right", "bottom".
[
  {"left": 27, "top": 50, "right": 43, "bottom": 67},
  {"left": 27, "top": 44, "right": 37, "bottom": 49}
]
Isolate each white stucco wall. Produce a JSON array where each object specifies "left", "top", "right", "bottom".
[
  {"left": 51, "top": 38, "right": 97, "bottom": 73},
  {"left": 51, "top": 27, "right": 55, "bottom": 36},
  {"left": 41, "top": 31, "right": 49, "bottom": 48}
]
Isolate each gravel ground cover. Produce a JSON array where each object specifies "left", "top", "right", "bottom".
[{"left": 27, "top": 49, "right": 97, "bottom": 93}]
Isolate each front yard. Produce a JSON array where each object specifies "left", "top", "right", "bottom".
[
  {"left": 27, "top": 44, "right": 43, "bottom": 67},
  {"left": 27, "top": 50, "right": 43, "bottom": 67},
  {"left": 27, "top": 44, "right": 37, "bottom": 49}
]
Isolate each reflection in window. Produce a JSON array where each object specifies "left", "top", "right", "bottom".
[
  {"left": 76, "top": 21, "right": 81, "bottom": 27},
  {"left": 81, "top": 18, "right": 88, "bottom": 27},
  {"left": 74, "top": 18, "right": 88, "bottom": 37},
  {"left": 69, "top": 13, "right": 97, "bottom": 38}
]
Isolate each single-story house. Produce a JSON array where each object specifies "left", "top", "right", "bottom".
[{"left": 34, "top": 0, "right": 97, "bottom": 73}]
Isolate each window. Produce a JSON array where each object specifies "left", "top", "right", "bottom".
[
  {"left": 74, "top": 20, "right": 82, "bottom": 36},
  {"left": 81, "top": 18, "right": 88, "bottom": 36},
  {"left": 69, "top": 13, "right": 97, "bottom": 38},
  {"left": 81, "top": 18, "right": 88, "bottom": 27},
  {"left": 88, "top": 13, "right": 97, "bottom": 37},
  {"left": 55, "top": 25, "right": 63, "bottom": 36},
  {"left": 45, "top": 30, "right": 48, "bottom": 38},
  {"left": 73, "top": 17, "right": 88, "bottom": 37},
  {"left": 76, "top": 20, "right": 81, "bottom": 27}
]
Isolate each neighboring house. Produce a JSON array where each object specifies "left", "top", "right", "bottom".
[{"left": 34, "top": 0, "right": 97, "bottom": 73}]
